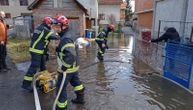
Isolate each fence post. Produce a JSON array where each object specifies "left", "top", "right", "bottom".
[{"left": 157, "top": 20, "right": 161, "bottom": 39}]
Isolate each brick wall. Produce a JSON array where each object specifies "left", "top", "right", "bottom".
[
  {"left": 135, "top": 0, "right": 153, "bottom": 12},
  {"left": 33, "top": 8, "right": 85, "bottom": 37},
  {"left": 137, "top": 12, "right": 153, "bottom": 29},
  {"left": 135, "top": 0, "right": 154, "bottom": 30}
]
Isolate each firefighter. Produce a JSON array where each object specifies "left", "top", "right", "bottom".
[
  {"left": 95, "top": 24, "right": 115, "bottom": 61},
  {"left": 22, "top": 16, "right": 59, "bottom": 91},
  {"left": 0, "top": 11, "right": 9, "bottom": 72},
  {"left": 55, "top": 15, "right": 85, "bottom": 110}
]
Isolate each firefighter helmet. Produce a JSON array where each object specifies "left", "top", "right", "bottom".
[
  {"left": 56, "top": 15, "right": 69, "bottom": 26},
  {"left": 43, "top": 16, "right": 53, "bottom": 24}
]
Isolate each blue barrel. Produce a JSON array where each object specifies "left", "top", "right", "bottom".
[{"left": 85, "top": 30, "right": 92, "bottom": 38}]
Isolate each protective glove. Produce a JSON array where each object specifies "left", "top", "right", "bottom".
[{"left": 102, "top": 43, "right": 106, "bottom": 48}]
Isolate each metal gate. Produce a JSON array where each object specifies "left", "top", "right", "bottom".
[
  {"left": 164, "top": 42, "right": 193, "bottom": 88},
  {"left": 13, "top": 16, "right": 33, "bottom": 38}
]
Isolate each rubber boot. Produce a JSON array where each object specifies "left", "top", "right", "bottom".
[
  {"left": 71, "top": 92, "right": 85, "bottom": 104},
  {"left": 21, "top": 80, "right": 33, "bottom": 92},
  {"left": 97, "top": 55, "right": 103, "bottom": 62}
]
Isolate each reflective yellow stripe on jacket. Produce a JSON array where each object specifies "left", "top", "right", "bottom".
[
  {"left": 44, "top": 32, "right": 53, "bottom": 48},
  {"left": 58, "top": 43, "right": 79, "bottom": 73},
  {"left": 95, "top": 31, "right": 106, "bottom": 41},
  {"left": 29, "top": 31, "right": 45, "bottom": 54}
]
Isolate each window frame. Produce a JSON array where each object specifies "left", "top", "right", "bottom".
[
  {"left": 0, "top": 0, "right": 9, "bottom": 6},
  {"left": 20, "top": 0, "right": 28, "bottom": 6}
]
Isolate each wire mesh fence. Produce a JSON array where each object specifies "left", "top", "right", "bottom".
[
  {"left": 133, "top": 38, "right": 164, "bottom": 74},
  {"left": 154, "top": 20, "right": 193, "bottom": 41}
]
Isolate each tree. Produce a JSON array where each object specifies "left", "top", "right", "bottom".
[{"left": 125, "top": 0, "right": 133, "bottom": 21}]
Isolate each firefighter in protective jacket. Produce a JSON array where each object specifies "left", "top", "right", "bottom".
[
  {"left": 95, "top": 24, "right": 115, "bottom": 61},
  {"left": 55, "top": 15, "right": 85, "bottom": 110},
  {"left": 22, "top": 17, "right": 58, "bottom": 91}
]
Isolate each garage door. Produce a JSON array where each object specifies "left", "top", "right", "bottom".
[{"left": 66, "top": 18, "right": 81, "bottom": 40}]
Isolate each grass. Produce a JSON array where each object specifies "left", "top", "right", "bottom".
[{"left": 7, "top": 37, "right": 31, "bottom": 63}]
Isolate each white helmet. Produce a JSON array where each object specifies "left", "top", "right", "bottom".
[{"left": 0, "top": 11, "right": 5, "bottom": 18}]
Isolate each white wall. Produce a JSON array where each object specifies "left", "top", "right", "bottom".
[
  {"left": 99, "top": 5, "right": 120, "bottom": 24},
  {"left": 0, "top": 0, "right": 34, "bottom": 18},
  {"left": 153, "top": 0, "right": 193, "bottom": 39},
  {"left": 185, "top": 0, "right": 193, "bottom": 39},
  {"left": 153, "top": 0, "right": 185, "bottom": 38}
]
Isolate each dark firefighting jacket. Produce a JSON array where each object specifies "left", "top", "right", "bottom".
[
  {"left": 56, "top": 35, "right": 79, "bottom": 73},
  {"left": 29, "top": 23, "right": 58, "bottom": 54},
  {"left": 95, "top": 27, "right": 111, "bottom": 43}
]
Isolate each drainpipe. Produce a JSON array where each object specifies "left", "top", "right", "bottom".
[
  {"left": 181, "top": 0, "right": 189, "bottom": 39},
  {"left": 152, "top": 0, "right": 157, "bottom": 39},
  {"left": 95, "top": 0, "right": 99, "bottom": 37}
]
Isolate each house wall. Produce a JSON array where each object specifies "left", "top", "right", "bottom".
[
  {"left": 32, "top": 0, "right": 86, "bottom": 37},
  {"left": 0, "top": 0, "right": 34, "bottom": 17},
  {"left": 135, "top": 0, "right": 153, "bottom": 12},
  {"left": 77, "top": 0, "right": 97, "bottom": 18},
  {"left": 135, "top": 0, "right": 153, "bottom": 31},
  {"left": 98, "top": 5, "right": 120, "bottom": 24},
  {"left": 153, "top": 0, "right": 189, "bottom": 38},
  {"left": 137, "top": 12, "right": 153, "bottom": 30}
]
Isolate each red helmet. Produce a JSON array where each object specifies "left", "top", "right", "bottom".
[
  {"left": 43, "top": 16, "right": 53, "bottom": 24},
  {"left": 108, "top": 24, "right": 115, "bottom": 31},
  {"left": 56, "top": 15, "right": 69, "bottom": 26}
]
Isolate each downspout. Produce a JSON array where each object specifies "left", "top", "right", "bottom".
[
  {"left": 95, "top": 0, "right": 99, "bottom": 37},
  {"left": 181, "top": 0, "right": 189, "bottom": 39},
  {"left": 152, "top": 0, "right": 157, "bottom": 38}
]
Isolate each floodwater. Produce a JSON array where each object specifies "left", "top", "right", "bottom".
[{"left": 12, "top": 33, "right": 193, "bottom": 110}]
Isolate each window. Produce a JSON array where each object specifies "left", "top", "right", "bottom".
[
  {"left": 0, "top": 0, "right": 9, "bottom": 6},
  {"left": 5, "top": 13, "right": 11, "bottom": 18},
  {"left": 20, "top": 0, "right": 28, "bottom": 6}
]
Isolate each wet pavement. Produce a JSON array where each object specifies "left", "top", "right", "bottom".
[{"left": 1, "top": 27, "right": 193, "bottom": 110}]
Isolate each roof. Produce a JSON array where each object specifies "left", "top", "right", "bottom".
[
  {"left": 28, "top": 0, "right": 88, "bottom": 14},
  {"left": 98, "top": 0, "right": 122, "bottom": 5}
]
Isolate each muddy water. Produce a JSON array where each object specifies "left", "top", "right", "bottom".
[{"left": 16, "top": 34, "right": 193, "bottom": 110}]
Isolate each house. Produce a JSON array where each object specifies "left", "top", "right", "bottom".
[
  {"left": 77, "top": 0, "right": 98, "bottom": 29},
  {"left": 0, "top": 0, "right": 34, "bottom": 18},
  {"left": 135, "top": 0, "right": 154, "bottom": 31},
  {"left": 28, "top": 0, "right": 88, "bottom": 37},
  {"left": 98, "top": 0, "right": 123, "bottom": 25},
  {"left": 153, "top": 0, "right": 193, "bottom": 39}
]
